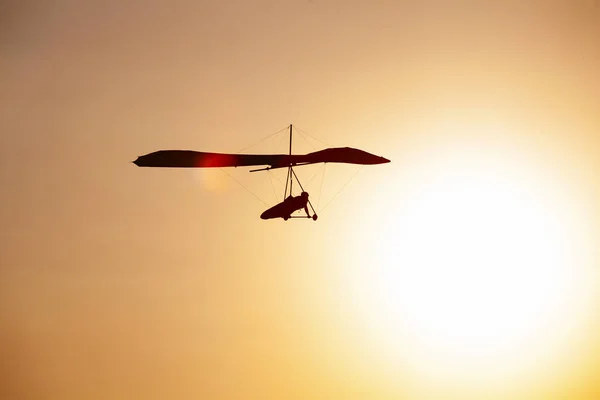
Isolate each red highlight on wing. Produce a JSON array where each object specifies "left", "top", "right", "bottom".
[{"left": 196, "top": 153, "right": 237, "bottom": 167}]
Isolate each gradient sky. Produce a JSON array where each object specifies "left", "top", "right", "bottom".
[{"left": 2, "top": 1, "right": 600, "bottom": 399}]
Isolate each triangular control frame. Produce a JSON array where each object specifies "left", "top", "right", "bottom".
[{"left": 282, "top": 125, "right": 318, "bottom": 220}]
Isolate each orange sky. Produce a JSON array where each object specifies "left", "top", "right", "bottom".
[{"left": 2, "top": 1, "right": 600, "bottom": 399}]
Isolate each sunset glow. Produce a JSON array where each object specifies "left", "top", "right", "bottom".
[
  {"left": 341, "top": 131, "right": 596, "bottom": 397},
  {"left": 2, "top": 1, "right": 600, "bottom": 399}
]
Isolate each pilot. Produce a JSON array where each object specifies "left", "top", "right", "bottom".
[{"left": 285, "top": 191, "right": 310, "bottom": 217}]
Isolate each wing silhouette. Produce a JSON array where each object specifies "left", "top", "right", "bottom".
[
  {"left": 133, "top": 148, "right": 390, "bottom": 169},
  {"left": 133, "top": 150, "right": 286, "bottom": 168}
]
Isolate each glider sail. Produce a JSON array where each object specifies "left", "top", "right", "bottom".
[
  {"left": 133, "top": 150, "right": 284, "bottom": 168},
  {"left": 133, "top": 147, "right": 390, "bottom": 169}
]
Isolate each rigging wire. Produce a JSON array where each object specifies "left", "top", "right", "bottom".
[
  {"left": 290, "top": 168, "right": 318, "bottom": 216},
  {"left": 219, "top": 168, "right": 269, "bottom": 206},
  {"left": 221, "top": 125, "right": 290, "bottom": 207},
  {"left": 293, "top": 126, "right": 333, "bottom": 148},
  {"left": 267, "top": 170, "right": 280, "bottom": 203},
  {"left": 317, "top": 163, "right": 326, "bottom": 211},
  {"left": 235, "top": 125, "right": 290, "bottom": 154},
  {"left": 294, "top": 128, "right": 329, "bottom": 209},
  {"left": 296, "top": 130, "right": 317, "bottom": 151},
  {"left": 274, "top": 129, "right": 289, "bottom": 154},
  {"left": 268, "top": 169, "right": 285, "bottom": 186},
  {"left": 319, "top": 165, "right": 363, "bottom": 212}
]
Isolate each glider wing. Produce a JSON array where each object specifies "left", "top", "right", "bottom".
[
  {"left": 133, "top": 148, "right": 389, "bottom": 169},
  {"left": 133, "top": 150, "right": 287, "bottom": 168}
]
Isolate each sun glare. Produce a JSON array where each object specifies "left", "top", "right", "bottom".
[
  {"left": 341, "top": 137, "right": 594, "bottom": 397},
  {"left": 194, "top": 169, "right": 230, "bottom": 192}
]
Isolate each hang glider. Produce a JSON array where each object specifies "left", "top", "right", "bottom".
[{"left": 133, "top": 125, "right": 390, "bottom": 221}]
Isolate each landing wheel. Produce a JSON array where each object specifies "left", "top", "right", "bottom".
[{"left": 312, "top": 214, "right": 318, "bottom": 221}]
